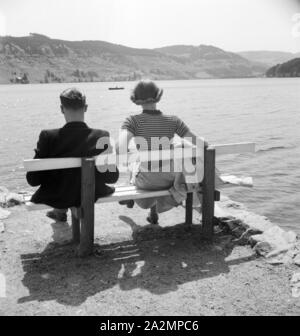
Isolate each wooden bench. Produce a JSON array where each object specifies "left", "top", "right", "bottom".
[{"left": 23, "top": 142, "right": 255, "bottom": 257}]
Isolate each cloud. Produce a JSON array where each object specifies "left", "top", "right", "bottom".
[{"left": 0, "top": 10, "right": 6, "bottom": 36}]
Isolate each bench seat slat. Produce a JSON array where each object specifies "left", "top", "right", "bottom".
[
  {"left": 97, "top": 188, "right": 171, "bottom": 204},
  {"left": 25, "top": 186, "right": 171, "bottom": 211},
  {"left": 24, "top": 174, "right": 252, "bottom": 212}
]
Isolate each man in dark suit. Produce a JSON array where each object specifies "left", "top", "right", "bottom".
[{"left": 26, "top": 88, "right": 119, "bottom": 222}]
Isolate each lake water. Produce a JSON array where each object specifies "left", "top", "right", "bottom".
[{"left": 0, "top": 78, "right": 299, "bottom": 233}]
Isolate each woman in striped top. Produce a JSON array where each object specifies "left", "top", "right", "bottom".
[{"left": 117, "top": 80, "right": 202, "bottom": 224}]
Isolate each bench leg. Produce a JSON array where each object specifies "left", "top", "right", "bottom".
[
  {"left": 202, "top": 147, "right": 215, "bottom": 240},
  {"left": 71, "top": 207, "right": 80, "bottom": 244},
  {"left": 78, "top": 158, "right": 95, "bottom": 257},
  {"left": 185, "top": 192, "right": 193, "bottom": 225}
]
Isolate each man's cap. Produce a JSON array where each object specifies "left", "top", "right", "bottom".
[{"left": 60, "top": 87, "right": 86, "bottom": 109}]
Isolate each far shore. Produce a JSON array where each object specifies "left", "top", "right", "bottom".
[
  {"left": 0, "top": 76, "right": 272, "bottom": 86},
  {"left": 2, "top": 76, "right": 300, "bottom": 87}
]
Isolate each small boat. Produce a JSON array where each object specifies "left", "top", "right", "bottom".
[{"left": 108, "top": 86, "right": 124, "bottom": 90}]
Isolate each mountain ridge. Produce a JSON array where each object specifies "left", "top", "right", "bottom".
[{"left": 0, "top": 33, "right": 267, "bottom": 84}]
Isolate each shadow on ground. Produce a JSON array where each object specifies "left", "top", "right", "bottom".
[{"left": 18, "top": 216, "right": 256, "bottom": 306}]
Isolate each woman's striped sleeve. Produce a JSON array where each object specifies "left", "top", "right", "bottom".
[{"left": 175, "top": 116, "right": 190, "bottom": 137}]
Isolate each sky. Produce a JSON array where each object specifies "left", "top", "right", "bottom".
[{"left": 0, "top": 0, "right": 300, "bottom": 52}]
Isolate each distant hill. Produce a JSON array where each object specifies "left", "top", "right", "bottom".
[
  {"left": 154, "top": 44, "right": 266, "bottom": 78},
  {"left": 0, "top": 34, "right": 267, "bottom": 84},
  {"left": 238, "top": 51, "right": 300, "bottom": 67},
  {"left": 266, "top": 58, "right": 300, "bottom": 77}
]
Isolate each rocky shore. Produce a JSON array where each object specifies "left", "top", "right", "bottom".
[
  {"left": 0, "top": 186, "right": 300, "bottom": 315},
  {"left": 0, "top": 186, "right": 31, "bottom": 234}
]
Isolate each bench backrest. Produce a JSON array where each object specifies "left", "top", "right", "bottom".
[{"left": 23, "top": 142, "right": 255, "bottom": 172}]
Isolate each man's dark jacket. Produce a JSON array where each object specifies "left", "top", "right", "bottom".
[{"left": 26, "top": 122, "right": 119, "bottom": 209}]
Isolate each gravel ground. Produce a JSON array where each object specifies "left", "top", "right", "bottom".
[{"left": 0, "top": 204, "right": 299, "bottom": 316}]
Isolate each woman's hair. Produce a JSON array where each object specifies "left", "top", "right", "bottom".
[{"left": 130, "top": 80, "right": 163, "bottom": 105}]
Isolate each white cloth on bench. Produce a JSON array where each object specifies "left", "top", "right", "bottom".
[{"left": 217, "top": 175, "right": 253, "bottom": 188}]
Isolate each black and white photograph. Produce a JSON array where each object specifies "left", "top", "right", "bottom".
[{"left": 0, "top": 0, "right": 300, "bottom": 318}]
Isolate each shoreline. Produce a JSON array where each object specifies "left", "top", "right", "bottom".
[
  {"left": 1, "top": 76, "right": 282, "bottom": 86},
  {"left": 2, "top": 77, "right": 299, "bottom": 91}
]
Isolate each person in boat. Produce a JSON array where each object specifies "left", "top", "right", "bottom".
[
  {"left": 26, "top": 88, "right": 119, "bottom": 222},
  {"left": 116, "top": 80, "right": 205, "bottom": 224}
]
